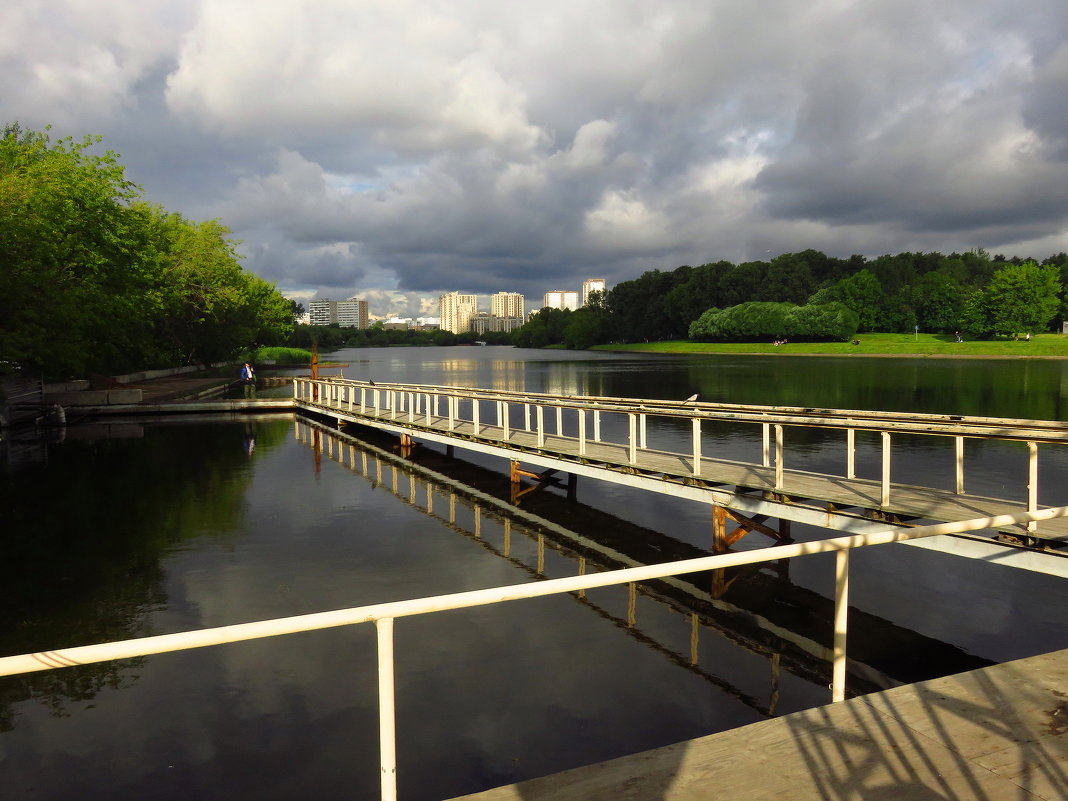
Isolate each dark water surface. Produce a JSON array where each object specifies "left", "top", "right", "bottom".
[{"left": 2, "top": 348, "right": 1067, "bottom": 800}]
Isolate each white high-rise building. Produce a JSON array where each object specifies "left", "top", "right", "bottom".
[
  {"left": 438, "top": 292, "right": 479, "bottom": 333},
  {"left": 542, "top": 290, "right": 579, "bottom": 311},
  {"left": 309, "top": 299, "right": 337, "bottom": 325},
  {"left": 582, "top": 278, "right": 608, "bottom": 306},
  {"left": 491, "top": 292, "right": 524, "bottom": 319},
  {"left": 336, "top": 297, "right": 369, "bottom": 328}
]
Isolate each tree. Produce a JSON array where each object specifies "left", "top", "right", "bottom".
[
  {"left": 0, "top": 123, "right": 294, "bottom": 378},
  {"left": 834, "top": 270, "right": 884, "bottom": 331},
  {"left": 983, "top": 261, "right": 1062, "bottom": 338}
]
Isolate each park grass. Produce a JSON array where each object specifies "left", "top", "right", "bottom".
[
  {"left": 592, "top": 333, "right": 1068, "bottom": 358},
  {"left": 249, "top": 346, "right": 314, "bottom": 364}
]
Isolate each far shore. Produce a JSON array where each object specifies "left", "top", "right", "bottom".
[{"left": 589, "top": 333, "right": 1068, "bottom": 359}]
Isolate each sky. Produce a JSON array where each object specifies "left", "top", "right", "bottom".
[{"left": 3, "top": 1, "right": 1068, "bottom": 319}]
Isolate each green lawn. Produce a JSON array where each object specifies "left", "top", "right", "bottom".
[{"left": 592, "top": 333, "right": 1068, "bottom": 357}]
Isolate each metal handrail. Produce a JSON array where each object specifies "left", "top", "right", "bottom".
[
  {"left": 305, "top": 377, "right": 1068, "bottom": 441},
  {"left": 1, "top": 506, "right": 1065, "bottom": 800},
  {"left": 294, "top": 377, "right": 1063, "bottom": 526}
]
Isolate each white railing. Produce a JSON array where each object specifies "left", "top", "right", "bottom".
[
  {"left": 1, "top": 506, "right": 1065, "bottom": 801},
  {"left": 294, "top": 377, "right": 1068, "bottom": 530}
]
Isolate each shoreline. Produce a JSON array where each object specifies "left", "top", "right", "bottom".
[{"left": 593, "top": 348, "right": 1068, "bottom": 360}]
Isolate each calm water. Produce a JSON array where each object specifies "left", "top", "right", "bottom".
[{"left": 2, "top": 348, "right": 1067, "bottom": 800}]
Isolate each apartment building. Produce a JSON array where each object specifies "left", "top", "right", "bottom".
[
  {"left": 337, "top": 297, "right": 369, "bottom": 328},
  {"left": 438, "top": 291, "right": 479, "bottom": 333},
  {"left": 542, "top": 290, "right": 579, "bottom": 311},
  {"left": 490, "top": 291, "right": 525, "bottom": 320},
  {"left": 308, "top": 299, "right": 337, "bottom": 326},
  {"left": 581, "top": 278, "right": 608, "bottom": 306}
]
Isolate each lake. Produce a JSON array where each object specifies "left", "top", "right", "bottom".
[{"left": 2, "top": 347, "right": 1067, "bottom": 800}]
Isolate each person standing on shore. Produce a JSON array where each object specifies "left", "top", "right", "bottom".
[{"left": 241, "top": 362, "right": 256, "bottom": 399}]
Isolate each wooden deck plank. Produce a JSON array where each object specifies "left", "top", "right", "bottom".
[{"left": 447, "top": 649, "right": 1068, "bottom": 801}]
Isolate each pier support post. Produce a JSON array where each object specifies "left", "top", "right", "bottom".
[
  {"left": 712, "top": 505, "right": 728, "bottom": 553},
  {"left": 567, "top": 472, "right": 578, "bottom": 502}
]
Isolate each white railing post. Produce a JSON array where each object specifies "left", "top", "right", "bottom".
[
  {"left": 537, "top": 405, "right": 545, "bottom": 448},
  {"left": 692, "top": 418, "right": 701, "bottom": 477},
  {"left": 593, "top": 410, "right": 601, "bottom": 442},
  {"left": 408, "top": 393, "right": 414, "bottom": 423},
  {"left": 846, "top": 428, "right": 856, "bottom": 479},
  {"left": 774, "top": 424, "right": 784, "bottom": 489},
  {"left": 556, "top": 406, "right": 563, "bottom": 435},
  {"left": 762, "top": 423, "right": 770, "bottom": 467},
  {"left": 524, "top": 403, "right": 531, "bottom": 431},
  {"left": 1028, "top": 441, "right": 1038, "bottom": 533},
  {"left": 502, "top": 402, "right": 510, "bottom": 440},
  {"left": 639, "top": 413, "right": 647, "bottom": 450},
  {"left": 628, "top": 413, "right": 637, "bottom": 464},
  {"left": 832, "top": 550, "right": 849, "bottom": 703},
  {"left": 425, "top": 394, "right": 431, "bottom": 426},
  {"left": 472, "top": 398, "right": 480, "bottom": 434},
  {"left": 955, "top": 435, "right": 964, "bottom": 494},
  {"left": 578, "top": 410, "right": 587, "bottom": 455},
  {"left": 293, "top": 379, "right": 299, "bottom": 400},
  {"left": 448, "top": 396, "right": 455, "bottom": 431},
  {"left": 881, "top": 431, "right": 891, "bottom": 506},
  {"left": 377, "top": 617, "right": 398, "bottom": 801}
]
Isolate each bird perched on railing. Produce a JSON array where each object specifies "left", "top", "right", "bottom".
[{"left": 685, "top": 393, "right": 698, "bottom": 403}]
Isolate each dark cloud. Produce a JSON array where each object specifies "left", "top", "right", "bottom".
[{"left": 3, "top": 0, "right": 1067, "bottom": 311}]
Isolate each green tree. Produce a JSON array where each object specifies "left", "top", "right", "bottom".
[
  {"left": 0, "top": 123, "right": 294, "bottom": 378},
  {"left": 835, "top": 270, "right": 884, "bottom": 332},
  {"left": 984, "top": 260, "right": 1062, "bottom": 338}
]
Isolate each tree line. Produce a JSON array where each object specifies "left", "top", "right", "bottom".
[
  {"left": 0, "top": 124, "right": 294, "bottom": 381},
  {"left": 513, "top": 249, "right": 1068, "bottom": 348}
]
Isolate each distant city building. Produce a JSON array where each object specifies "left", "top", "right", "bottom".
[
  {"left": 309, "top": 299, "right": 337, "bottom": 325},
  {"left": 310, "top": 297, "right": 368, "bottom": 327},
  {"left": 581, "top": 278, "right": 608, "bottom": 306},
  {"left": 543, "top": 290, "right": 579, "bottom": 311},
  {"left": 469, "top": 314, "right": 524, "bottom": 334},
  {"left": 414, "top": 317, "right": 440, "bottom": 331},
  {"left": 491, "top": 291, "right": 525, "bottom": 320},
  {"left": 438, "top": 292, "right": 478, "bottom": 333},
  {"left": 382, "top": 317, "right": 411, "bottom": 331},
  {"left": 337, "top": 297, "right": 369, "bottom": 328}
]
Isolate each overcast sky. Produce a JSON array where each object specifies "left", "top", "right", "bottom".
[{"left": 4, "top": 1, "right": 1068, "bottom": 318}]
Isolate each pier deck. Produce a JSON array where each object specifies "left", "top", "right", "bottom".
[{"left": 449, "top": 647, "right": 1068, "bottom": 801}]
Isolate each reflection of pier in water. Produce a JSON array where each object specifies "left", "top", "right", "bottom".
[{"left": 296, "top": 419, "right": 992, "bottom": 709}]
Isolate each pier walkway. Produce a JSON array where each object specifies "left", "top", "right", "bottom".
[
  {"left": 293, "top": 377, "right": 1068, "bottom": 574},
  {"left": 449, "top": 646, "right": 1068, "bottom": 801}
]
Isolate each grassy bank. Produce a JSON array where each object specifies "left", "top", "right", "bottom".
[{"left": 592, "top": 333, "right": 1068, "bottom": 357}]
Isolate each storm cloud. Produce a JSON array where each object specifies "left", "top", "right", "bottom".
[{"left": 3, "top": 0, "right": 1067, "bottom": 316}]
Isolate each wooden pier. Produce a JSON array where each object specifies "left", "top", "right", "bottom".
[
  {"left": 293, "top": 377, "right": 1068, "bottom": 576},
  {"left": 448, "top": 647, "right": 1068, "bottom": 801}
]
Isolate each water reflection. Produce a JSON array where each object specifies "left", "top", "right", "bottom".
[
  {"left": 297, "top": 419, "right": 994, "bottom": 700},
  {"left": 0, "top": 419, "right": 289, "bottom": 732}
]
